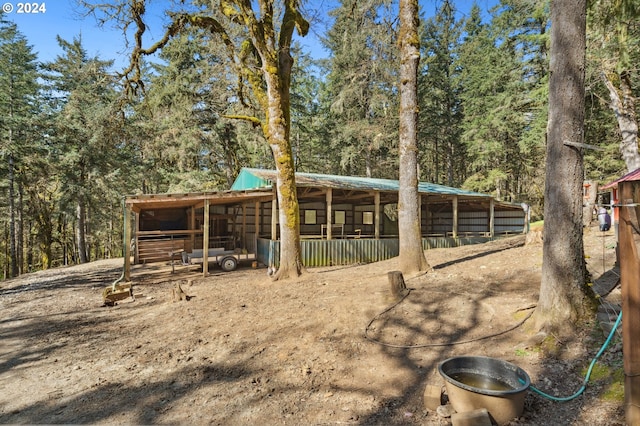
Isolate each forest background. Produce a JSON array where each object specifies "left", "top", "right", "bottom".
[{"left": 0, "top": 0, "right": 635, "bottom": 278}]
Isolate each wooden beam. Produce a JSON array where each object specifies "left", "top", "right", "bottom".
[
  {"left": 419, "top": 194, "right": 423, "bottom": 236},
  {"left": 255, "top": 200, "right": 260, "bottom": 248},
  {"left": 298, "top": 187, "right": 326, "bottom": 198},
  {"left": 124, "top": 206, "right": 132, "bottom": 281},
  {"left": 326, "top": 188, "right": 333, "bottom": 240},
  {"left": 133, "top": 211, "right": 139, "bottom": 265},
  {"left": 271, "top": 190, "right": 277, "bottom": 240},
  {"left": 489, "top": 198, "right": 495, "bottom": 238},
  {"left": 202, "top": 199, "right": 210, "bottom": 277},
  {"left": 242, "top": 203, "right": 247, "bottom": 248},
  {"left": 618, "top": 182, "right": 640, "bottom": 424},
  {"left": 374, "top": 192, "right": 381, "bottom": 239},
  {"left": 190, "top": 206, "right": 195, "bottom": 251},
  {"left": 452, "top": 196, "right": 458, "bottom": 238}
]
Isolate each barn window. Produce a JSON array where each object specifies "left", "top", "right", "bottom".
[
  {"left": 363, "top": 211, "right": 374, "bottom": 225},
  {"left": 305, "top": 210, "right": 317, "bottom": 224}
]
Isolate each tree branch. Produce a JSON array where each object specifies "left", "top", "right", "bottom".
[{"left": 223, "top": 114, "right": 262, "bottom": 127}]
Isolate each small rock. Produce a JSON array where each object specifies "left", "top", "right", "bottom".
[{"left": 436, "top": 404, "right": 456, "bottom": 418}]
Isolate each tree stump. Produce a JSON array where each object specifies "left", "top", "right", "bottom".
[
  {"left": 525, "top": 230, "right": 543, "bottom": 245},
  {"left": 172, "top": 281, "right": 191, "bottom": 302},
  {"left": 388, "top": 271, "right": 408, "bottom": 299}
]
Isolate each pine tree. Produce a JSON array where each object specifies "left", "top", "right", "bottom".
[
  {"left": 418, "top": 0, "right": 464, "bottom": 186},
  {"left": 322, "top": 0, "right": 399, "bottom": 178},
  {"left": 398, "top": 0, "right": 429, "bottom": 274},
  {"left": 42, "top": 36, "right": 118, "bottom": 264},
  {"left": 457, "top": 1, "right": 548, "bottom": 209},
  {"left": 290, "top": 47, "right": 326, "bottom": 173},
  {"left": 537, "top": 0, "right": 595, "bottom": 334},
  {"left": 134, "top": 30, "right": 251, "bottom": 192},
  {"left": 0, "top": 19, "right": 39, "bottom": 277}
]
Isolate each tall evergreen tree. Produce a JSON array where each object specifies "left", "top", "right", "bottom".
[
  {"left": 135, "top": 30, "right": 251, "bottom": 192},
  {"left": 42, "top": 36, "right": 118, "bottom": 264},
  {"left": 456, "top": 1, "right": 548, "bottom": 210},
  {"left": 418, "top": 0, "right": 464, "bottom": 186},
  {"left": 290, "top": 48, "right": 326, "bottom": 173},
  {"left": 398, "top": 0, "right": 429, "bottom": 274},
  {"left": 322, "top": 0, "right": 399, "bottom": 178},
  {"left": 537, "top": 0, "right": 595, "bottom": 334},
  {"left": 0, "top": 19, "right": 39, "bottom": 277}
]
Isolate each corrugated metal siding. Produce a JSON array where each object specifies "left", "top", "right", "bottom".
[
  {"left": 302, "top": 239, "right": 399, "bottom": 266},
  {"left": 421, "top": 236, "right": 492, "bottom": 249},
  {"left": 256, "top": 238, "right": 279, "bottom": 267},
  {"left": 258, "top": 236, "right": 503, "bottom": 268},
  {"left": 495, "top": 216, "right": 525, "bottom": 233},
  {"left": 423, "top": 237, "right": 457, "bottom": 249}
]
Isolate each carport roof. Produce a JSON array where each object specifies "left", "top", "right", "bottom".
[{"left": 125, "top": 187, "right": 274, "bottom": 213}]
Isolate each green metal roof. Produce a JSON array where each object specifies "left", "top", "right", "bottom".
[{"left": 232, "top": 168, "right": 492, "bottom": 198}]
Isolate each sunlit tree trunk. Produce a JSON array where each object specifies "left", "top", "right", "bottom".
[
  {"left": 536, "top": 0, "right": 595, "bottom": 334},
  {"left": 76, "top": 199, "right": 88, "bottom": 264},
  {"left": 263, "top": 53, "right": 303, "bottom": 280},
  {"left": 398, "top": 0, "right": 429, "bottom": 274},
  {"left": 602, "top": 71, "right": 640, "bottom": 172},
  {"left": 8, "top": 153, "right": 18, "bottom": 278}
]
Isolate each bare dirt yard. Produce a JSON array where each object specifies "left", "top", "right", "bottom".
[{"left": 0, "top": 225, "right": 625, "bottom": 425}]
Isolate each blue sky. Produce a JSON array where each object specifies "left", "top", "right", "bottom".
[{"left": 6, "top": 0, "right": 497, "bottom": 69}]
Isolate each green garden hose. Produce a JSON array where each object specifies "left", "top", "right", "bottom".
[{"left": 526, "top": 311, "right": 622, "bottom": 402}]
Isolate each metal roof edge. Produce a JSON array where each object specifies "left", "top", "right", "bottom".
[
  {"left": 601, "top": 167, "right": 640, "bottom": 190},
  {"left": 236, "top": 168, "right": 495, "bottom": 199}
]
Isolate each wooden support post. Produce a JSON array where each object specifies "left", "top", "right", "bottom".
[
  {"left": 619, "top": 182, "right": 640, "bottom": 425},
  {"left": 203, "top": 199, "right": 210, "bottom": 277},
  {"left": 374, "top": 192, "right": 381, "bottom": 239},
  {"left": 271, "top": 190, "right": 277, "bottom": 240},
  {"left": 452, "top": 196, "right": 458, "bottom": 238},
  {"left": 124, "top": 206, "right": 132, "bottom": 282},
  {"left": 242, "top": 203, "right": 247, "bottom": 248},
  {"left": 255, "top": 200, "right": 260, "bottom": 248},
  {"left": 489, "top": 198, "right": 495, "bottom": 238},
  {"left": 133, "top": 211, "right": 139, "bottom": 265},
  {"left": 326, "top": 188, "right": 333, "bottom": 240},
  {"left": 418, "top": 195, "right": 423, "bottom": 237},
  {"left": 190, "top": 206, "right": 195, "bottom": 251}
]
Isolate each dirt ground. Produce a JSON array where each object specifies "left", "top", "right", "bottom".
[{"left": 0, "top": 225, "right": 625, "bottom": 425}]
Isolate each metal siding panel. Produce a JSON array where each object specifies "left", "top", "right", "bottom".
[
  {"left": 264, "top": 236, "right": 503, "bottom": 268},
  {"left": 256, "top": 238, "right": 280, "bottom": 267},
  {"left": 496, "top": 210, "right": 525, "bottom": 218}
]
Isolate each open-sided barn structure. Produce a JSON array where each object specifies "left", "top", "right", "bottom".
[{"left": 122, "top": 168, "right": 527, "bottom": 278}]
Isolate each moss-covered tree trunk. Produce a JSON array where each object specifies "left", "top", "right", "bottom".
[{"left": 262, "top": 50, "right": 303, "bottom": 280}]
